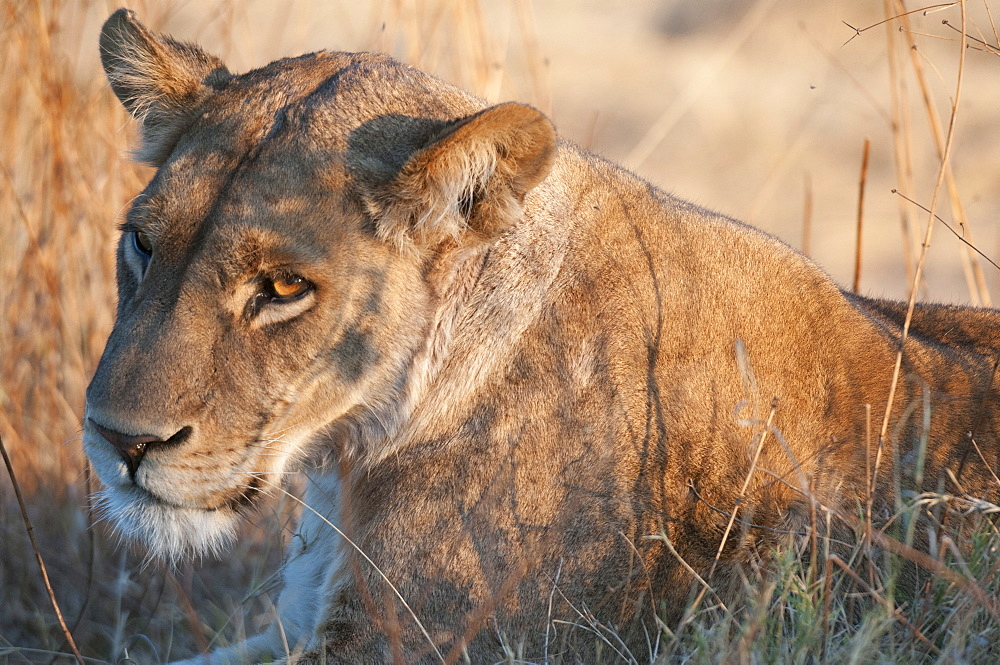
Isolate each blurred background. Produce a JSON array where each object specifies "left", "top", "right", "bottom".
[{"left": 1, "top": 1, "right": 998, "bottom": 662}]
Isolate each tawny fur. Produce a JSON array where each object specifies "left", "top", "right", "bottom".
[{"left": 84, "top": 9, "right": 1000, "bottom": 664}]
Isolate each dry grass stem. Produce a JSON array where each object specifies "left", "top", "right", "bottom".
[
  {"left": 892, "top": 0, "right": 990, "bottom": 306},
  {"left": 854, "top": 138, "right": 871, "bottom": 294},
  {"left": 709, "top": 398, "right": 779, "bottom": 579},
  {"left": 1, "top": 434, "right": 85, "bottom": 665},
  {"left": 828, "top": 555, "right": 940, "bottom": 654},
  {"left": 878, "top": 0, "right": 968, "bottom": 472},
  {"left": 801, "top": 172, "right": 813, "bottom": 257}
]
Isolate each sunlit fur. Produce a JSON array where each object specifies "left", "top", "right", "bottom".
[{"left": 87, "top": 9, "right": 1000, "bottom": 665}]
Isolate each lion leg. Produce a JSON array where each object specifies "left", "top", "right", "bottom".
[{"left": 168, "top": 474, "right": 343, "bottom": 665}]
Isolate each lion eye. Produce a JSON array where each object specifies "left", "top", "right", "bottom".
[
  {"left": 133, "top": 230, "right": 153, "bottom": 257},
  {"left": 246, "top": 274, "right": 314, "bottom": 322},
  {"left": 269, "top": 276, "right": 309, "bottom": 300}
]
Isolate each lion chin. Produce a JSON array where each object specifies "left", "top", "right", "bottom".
[{"left": 96, "top": 484, "right": 241, "bottom": 562}]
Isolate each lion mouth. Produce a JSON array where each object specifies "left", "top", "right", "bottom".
[
  {"left": 83, "top": 415, "right": 285, "bottom": 559},
  {"left": 145, "top": 477, "right": 264, "bottom": 513},
  {"left": 86, "top": 433, "right": 271, "bottom": 513},
  {"left": 119, "top": 468, "right": 266, "bottom": 515}
]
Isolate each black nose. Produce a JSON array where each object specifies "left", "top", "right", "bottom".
[{"left": 89, "top": 419, "right": 191, "bottom": 479}]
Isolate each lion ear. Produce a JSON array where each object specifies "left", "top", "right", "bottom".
[
  {"left": 367, "top": 103, "right": 557, "bottom": 251},
  {"left": 99, "top": 9, "right": 230, "bottom": 165}
]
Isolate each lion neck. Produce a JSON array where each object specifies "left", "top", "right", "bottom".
[{"left": 330, "top": 159, "right": 573, "bottom": 472}]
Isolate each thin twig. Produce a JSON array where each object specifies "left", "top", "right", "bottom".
[
  {"left": 864, "top": 402, "right": 879, "bottom": 592},
  {"left": 820, "top": 554, "right": 833, "bottom": 659},
  {"left": 986, "top": 0, "right": 1000, "bottom": 48},
  {"left": 542, "top": 558, "right": 563, "bottom": 665},
  {"left": 968, "top": 436, "right": 1000, "bottom": 487},
  {"left": 941, "top": 19, "right": 1000, "bottom": 53},
  {"left": 883, "top": 0, "right": 918, "bottom": 285},
  {"left": 842, "top": 2, "right": 959, "bottom": 44},
  {"left": 0, "top": 434, "right": 86, "bottom": 665},
  {"left": 891, "top": 189, "right": 1000, "bottom": 272},
  {"left": 49, "top": 462, "right": 98, "bottom": 665}
]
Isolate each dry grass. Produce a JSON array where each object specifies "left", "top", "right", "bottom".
[{"left": 2, "top": 1, "right": 999, "bottom": 663}]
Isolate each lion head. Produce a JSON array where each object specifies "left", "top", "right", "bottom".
[{"left": 84, "top": 9, "right": 556, "bottom": 560}]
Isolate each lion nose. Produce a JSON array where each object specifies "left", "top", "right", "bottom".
[{"left": 88, "top": 419, "right": 192, "bottom": 479}]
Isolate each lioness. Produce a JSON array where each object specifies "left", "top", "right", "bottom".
[{"left": 84, "top": 9, "right": 999, "bottom": 664}]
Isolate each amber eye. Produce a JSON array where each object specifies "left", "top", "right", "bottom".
[
  {"left": 247, "top": 274, "right": 313, "bottom": 321},
  {"left": 133, "top": 230, "right": 153, "bottom": 257},
  {"left": 270, "top": 275, "right": 309, "bottom": 300}
]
